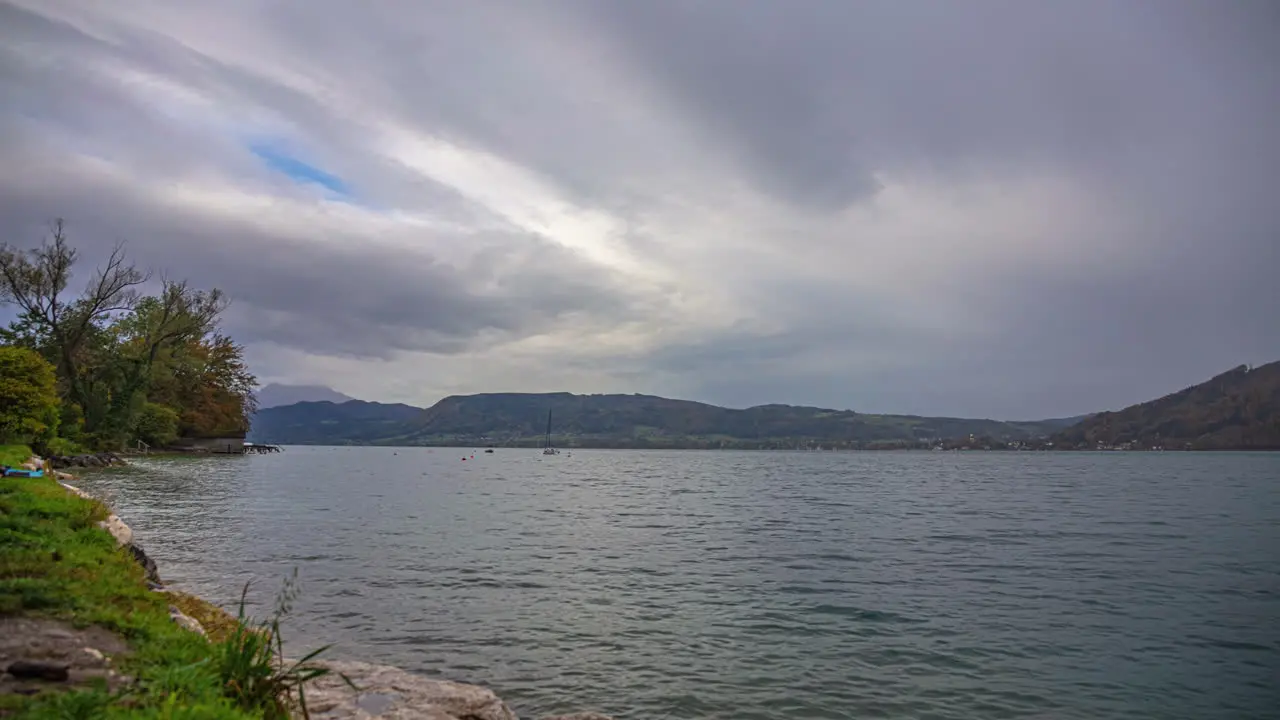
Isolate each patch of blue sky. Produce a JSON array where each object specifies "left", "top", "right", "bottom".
[{"left": 248, "top": 141, "right": 353, "bottom": 199}]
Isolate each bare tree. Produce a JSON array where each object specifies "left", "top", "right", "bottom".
[
  {"left": 120, "top": 277, "right": 229, "bottom": 369},
  {"left": 0, "top": 219, "right": 149, "bottom": 408}
]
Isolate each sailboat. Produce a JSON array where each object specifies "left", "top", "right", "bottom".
[{"left": 542, "top": 408, "right": 560, "bottom": 455}]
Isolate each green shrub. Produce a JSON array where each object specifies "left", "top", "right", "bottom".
[
  {"left": 0, "top": 346, "right": 60, "bottom": 446},
  {"left": 134, "top": 402, "right": 181, "bottom": 448},
  {"left": 41, "top": 435, "right": 90, "bottom": 457}
]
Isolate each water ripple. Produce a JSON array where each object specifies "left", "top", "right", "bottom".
[{"left": 73, "top": 449, "right": 1280, "bottom": 719}]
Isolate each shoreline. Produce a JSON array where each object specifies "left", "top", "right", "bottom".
[{"left": 5, "top": 452, "right": 613, "bottom": 720}]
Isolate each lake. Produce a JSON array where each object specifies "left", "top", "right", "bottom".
[{"left": 73, "top": 447, "right": 1279, "bottom": 719}]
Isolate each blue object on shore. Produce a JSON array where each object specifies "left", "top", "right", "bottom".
[{"left": 1, "top": 467, "right": 44, "bottom": 478}]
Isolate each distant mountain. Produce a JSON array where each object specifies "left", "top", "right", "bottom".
[
  {"left": 254, "top": 383, "right": 354, "bottom": 409},
  {"left": 247, "top": 400, "right": 423, "bottom": 445},
  {"left": 247, "top": 392, "right": 1071, "bottom": 448},
  {"left": 1050, "top": 361, "right": 1280, "bottom": 450},
  {"left": 1033, "top": 414, "right": 1093, "bottom": 429}
]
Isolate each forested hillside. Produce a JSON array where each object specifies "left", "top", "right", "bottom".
[
  {"left": 250, "top": 391, "right": 1071, "bottom": 448},
  {"left": 1051, "top": 362, "right": 1280, "bottom": 450}
]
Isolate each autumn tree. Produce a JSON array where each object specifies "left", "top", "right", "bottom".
[{"left": 1, "top": 221, "right": 257, "bottom": 450}]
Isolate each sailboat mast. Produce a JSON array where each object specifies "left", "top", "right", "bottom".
[{"left": 545, "top": 409, "right": 552, "bottom": 448}]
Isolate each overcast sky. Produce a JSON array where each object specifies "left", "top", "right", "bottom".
[{"left": 1, "top": 0, "right": 1276, "bottom": 419}]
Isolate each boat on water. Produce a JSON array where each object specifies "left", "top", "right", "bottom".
[
  {"left": 542, "top": 409, "right": 560, "bottom": 455},
  {"left": 1, "top": 467, "right": 44, "bottom": 479}
]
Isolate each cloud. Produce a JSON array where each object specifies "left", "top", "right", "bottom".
[{"left": 0, "top": 0, "right": 1276, "bottom": 418}]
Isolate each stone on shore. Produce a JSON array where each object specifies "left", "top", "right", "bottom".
[
  {"left": 99, "top": 513, "right": 134, "bottom": 546},
  {"left": 168, "top": 606, "right": 207, "bottom": 637},
  {"left": 0, "top": 618, "right": 131, "bottom": 698},
  {"left": 46, "top": 452, "right": 126, "bottom": 470},
  {"left": 59, "top": 481, "right": 163, "bottom": 587},
  {"left": 304, "top": 660, "right": 519, "bottom": 720}
]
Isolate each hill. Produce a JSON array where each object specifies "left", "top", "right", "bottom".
[
  {"left": 248, "top": 392, "right": 1069, "bottom": 448},
  {"left": 253, "top": 383, "right": 354, "bottom": 408},
  {"left": 247, "top": 400, "right": 423, "bottom": 445},
  {"left": 1050, "top": 361, "right": 1280, "bottom": 450}
]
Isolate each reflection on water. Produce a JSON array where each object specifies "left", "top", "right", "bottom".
[{"left": 75, "top": 448, "right": 1280, "bottom": 719}]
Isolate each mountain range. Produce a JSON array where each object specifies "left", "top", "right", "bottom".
[
  {"left": 249, "top": 391, "right": 1084, "bottom": 449},
  {"left": 247, "top": 361, "right": 1279, "bottom": 450}
]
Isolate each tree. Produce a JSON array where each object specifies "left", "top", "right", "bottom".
[
  {"left": 148, "top": 333, "right": 257, "bottom": 438},
  {"left": 0, "top": 346, "right": 60, "bottom": 446},
  {"left": 0, "top": 220, "right": 147, "bottom": 420},
  {"left": 2, "top": 221, "right": 258, "bottom": 450}
]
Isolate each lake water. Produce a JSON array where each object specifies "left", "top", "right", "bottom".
[{"left": 73, "top": 448, "right": 1279, "bottom": 719}]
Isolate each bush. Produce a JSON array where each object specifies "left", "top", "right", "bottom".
[
  {"left": 134, "top": 403, "right": 181, "bottom": 448},
  {"left": 0, "top": 346, "right": 60, "bottom": 445},
  {"left": 40, "top": 436, "right": 90, "bottom": 457}
]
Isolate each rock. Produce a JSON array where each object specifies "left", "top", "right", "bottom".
[
  {"left": 6, "top": 660, "right": 70, "bottom": 682},
  {"left": 129, "top": 543, "right": 162, "bottom": 586},
  {"left": 98, "top": 514, "right": 133, "bottom": 546},
  {"left": 0, "top": 618, "right": 131, "bottom": 694},
  {"left": 79, "top": 648, "right": 107, "bottom": 666},
  {"left": 303, "top": 660, "right": 518, "bottom": 720},
  {"left": 58, "top": 484, "right": 160, "bottom": 584},
  {"left": 47, "top": 452, "right": 124, "bottom": 470},
  {"left": 55, "top": 471, "right": 74, "bottom": 481},
  {"left": 168, "top": 607, "right": 207, "bottom": 637},
  {"left": 58, "top": 482, "right": 91, "bottom": 499}
]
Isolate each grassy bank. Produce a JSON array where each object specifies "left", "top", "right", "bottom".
[
  {"left": 0, "top": 445, "right": 333, "bottom": 719},
  {"left": 0, "top": 445, "right": 30, "bottom": 470}
]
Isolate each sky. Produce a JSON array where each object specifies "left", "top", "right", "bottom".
[{"left": 0, "top": 0, "right": 1276, "bottom": 420}]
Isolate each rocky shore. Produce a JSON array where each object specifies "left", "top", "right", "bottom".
[{"left": 9, "top": 455, "right": 614, "bottom": 720}]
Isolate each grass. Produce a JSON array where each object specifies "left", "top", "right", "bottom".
[
  {"left": 0, "top": 444, "right": 30, "bottom": 468},
  {"left": 0, "top": 445, "right": 344, "bottom": 718}
]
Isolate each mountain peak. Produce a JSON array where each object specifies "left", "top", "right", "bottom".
[{"left": 254, "top": 383, "right": 355, "bottom": 409}]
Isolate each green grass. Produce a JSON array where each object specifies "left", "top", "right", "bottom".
[
  {"left": 0, "top": 444, "right": 30, "bottom": 468},
  {"left": 0, "top": 445, "right": 341, "bottom": 718}
]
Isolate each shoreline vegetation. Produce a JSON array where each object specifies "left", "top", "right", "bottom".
[
  {"left": 0, "top": 443, "right": 337, "bottom": 719},
  {"left": 1, "top": 446, "right": 611, "bottom": 719}
]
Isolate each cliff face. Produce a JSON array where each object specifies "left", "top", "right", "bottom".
[{"left": 1051, "top": 361, "right": 1280, "bottom": 450}]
